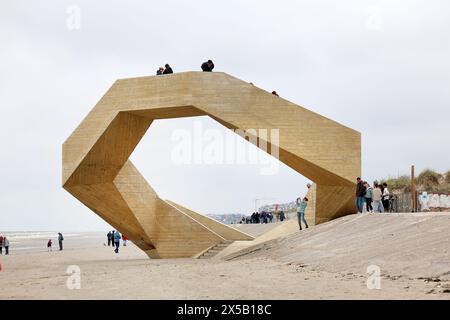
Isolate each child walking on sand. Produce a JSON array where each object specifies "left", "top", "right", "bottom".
[{"left": 47, "top": 239, "right": 53, "bottom": 252}]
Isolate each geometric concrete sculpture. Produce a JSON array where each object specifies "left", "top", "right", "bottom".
[{"left": 62, "top": 72, "right": 361, "bottom": 258}]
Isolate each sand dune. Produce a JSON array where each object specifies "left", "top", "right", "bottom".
[{"left": 226, "top": 213, "right": 450, "bottom": 280}]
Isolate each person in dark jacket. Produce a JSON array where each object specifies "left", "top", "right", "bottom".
[
  {"left": 156, "top": 67, "right": 164, "bottom": 75},
  {"left": 58, "top": 233, "right": 64, "bottom": 251},
  {"left": 163, "top": 64, "right": 173, "bottom": 74},
  {"left": 255, "top": 212, "right": 260, "bottom": 224},
  {"left": 355, "top": 177, "right": 367, "bottom": 213},
  {"left": 107, "top": 231, "right": 112, "bottom": 246},
  {"left": 201, "top": 60, "right": 214, "bottom": 72}
]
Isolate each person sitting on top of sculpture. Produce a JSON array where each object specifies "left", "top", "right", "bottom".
[
  {"left": 156, "top": 67, "right": 165, "bottom": 75},
  {"left": 163, "top": 64, "right": 173, "bottom": 74},
  {"left": 201, "top": 60, "right": 214, "bottom": 72}
]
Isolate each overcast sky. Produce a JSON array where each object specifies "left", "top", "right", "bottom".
[{"left": 1, "top": 0, "right": 449, "bottom": 231}]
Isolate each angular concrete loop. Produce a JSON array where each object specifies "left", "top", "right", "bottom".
[{"left": 62, "top": 72, "right": 361, "bottom": 258}]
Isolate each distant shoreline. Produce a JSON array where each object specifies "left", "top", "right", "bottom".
[{"left": 1, "top": 231, "right": 106, "bottom": 255}]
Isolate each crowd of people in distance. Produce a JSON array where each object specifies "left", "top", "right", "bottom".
[
  {"left": 106, "top": 231, "right": 128, "bottom": 254},
  {"left": 242, "top": 196, "right": 309, "bottom": 231},
  {"left": 356, "top": 177, "right": 390, "bottom": 213},
  {"left": 245, "top": 211, "right": 278, "bottom": 224},
  {"left": 240, "top": 184, "right": 311, "bottom": 232}
]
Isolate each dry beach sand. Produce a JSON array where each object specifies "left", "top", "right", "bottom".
[{"left": 0, "top": 213, "right": 449, "bottom": 300}]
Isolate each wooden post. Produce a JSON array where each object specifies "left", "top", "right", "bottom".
[{"left": 411, "top": 165, "right": 416, "bottom": 212}]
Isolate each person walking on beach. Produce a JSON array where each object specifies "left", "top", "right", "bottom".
[
  {"left": 122, "top": 235, "right": 128, "bottom": 246},
  {"left": 355, "top": 177, "right": 366, "bottom": 213},
  {"left": 3, "top": 237, "right": 9, "bottom": 255},
  {"left": 0, "top": 235, "right": 3, "bottom": 255},
  {"left": 364, "top": 182, "right": 373, "bottom": 213},
  {"left": 201, "top": 60, "right": 214, "bottom": 72},
  {"left": 113, "top": 231, "right": 121, "bottom": 253},
  {"left": 47, "top": 239, "right": 53, "bottom": 252},
  {"left": 163, "top": 64, "right": 173, "bottom": 74},
  {"left": 372, "top": 183, "right": 384, "bottom": 213},
  {"left": 296, "top": 197, "right": 309, "bottom": 230},
  {"left": 58, "top": 233, "right": 64, "bottom": 251},
  {"left": 107, "top": 231, "right": 112, "bottom": 247}
]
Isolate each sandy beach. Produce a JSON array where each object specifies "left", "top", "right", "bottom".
[{"left": 1, "top": 213, "right": 449, "bottom": 300}]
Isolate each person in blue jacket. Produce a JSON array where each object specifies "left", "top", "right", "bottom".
[
  {"left": 113, "top": 231, "right": 121, "bottom": 254},
  {"left": 296, "top": 197, "right": 309, "bottom": 230}
]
